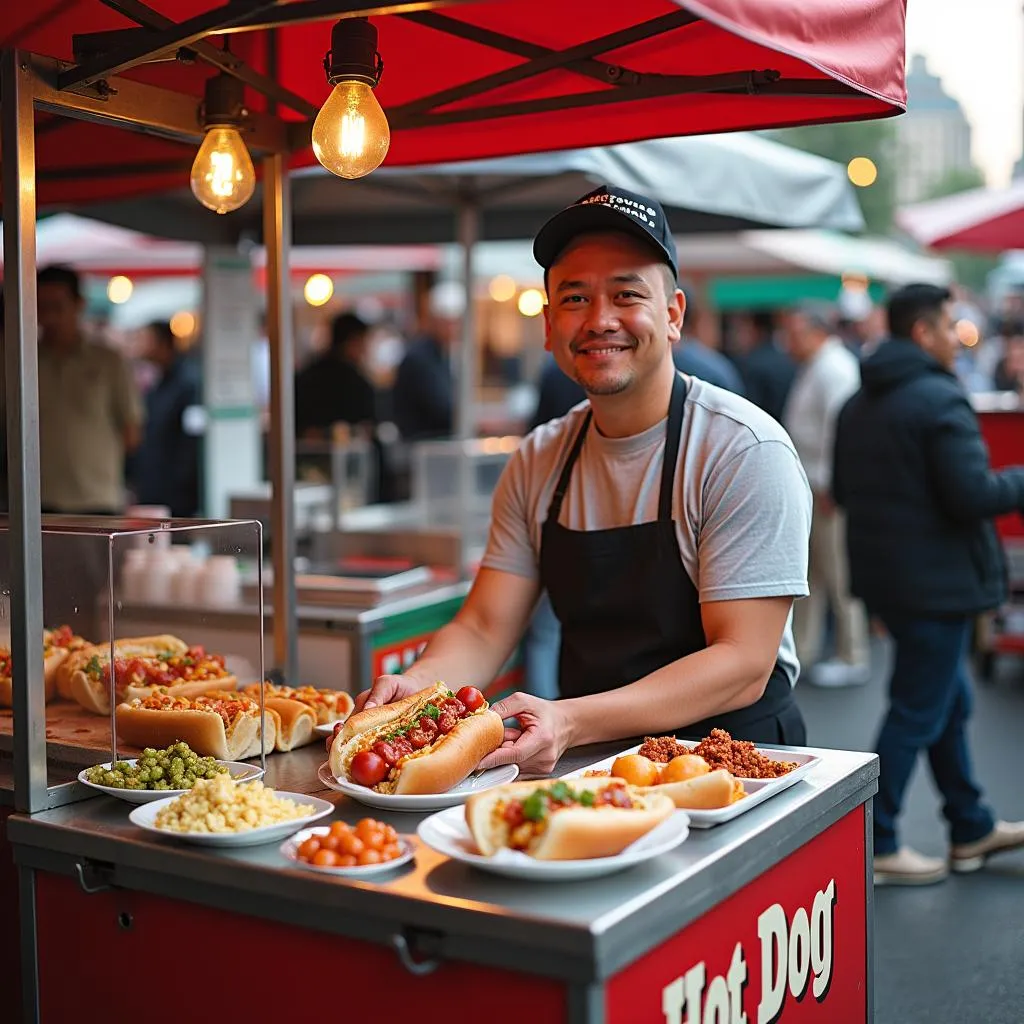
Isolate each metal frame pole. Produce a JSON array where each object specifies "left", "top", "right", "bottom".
[
  {"left": 263, "top": 153, "right": 298, "bottom": 683},
  {"left": 2, "top": 51, "right": 47, "bottom": 815},
  {"left": 455, "top": 199, "right": 479, "bottom": 577}
]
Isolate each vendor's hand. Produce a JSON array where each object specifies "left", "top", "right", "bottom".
[
  {"left": 477, "top": 692, "right": 574, "bottom": 777},
  {"left": 355, "top": 673, "right": 424, "bottom": 712}
]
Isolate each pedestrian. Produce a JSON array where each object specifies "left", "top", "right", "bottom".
[
  {"left": 131, "top": 321, "right": 202, "bottom": 518},
  {"left": 781, "top": 303, "right": 870, "bottom": 687},
  {"left": 834, "top": 282, "right": 1024, "bottom": 885},
  {"left": 36, "top": 264, "right": 142, "bottom": 514},
  {"left": 356, "top": 184, "right": 812, "bottom": 774}
]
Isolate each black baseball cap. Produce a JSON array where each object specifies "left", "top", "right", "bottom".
[{"left": 533, "top": 184, "right": 678, "bottom": 280}]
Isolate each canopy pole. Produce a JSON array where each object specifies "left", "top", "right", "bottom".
[
  {"left": 262, "top": 153, "right": 298, "bottom": 683},
  {"left": 456, "top": 199, "right": 479, "bottom": 577},
  {"left": 2, "top": 51, "right": 47, "bottom": 814},
  {"left": 455, "top": 198, "right": 478, "bottom": 442}
]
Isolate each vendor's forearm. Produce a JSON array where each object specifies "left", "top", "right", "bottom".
[
  {"left": 563, "top": 645, "right": 770, "bottom": 747},
  {"left": 400, "top": 618, "right": 513, "bottom": 690}
]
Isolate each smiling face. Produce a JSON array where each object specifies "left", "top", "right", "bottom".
[{"left": 543, "top": 232, "right": 684, "bottom": 399}]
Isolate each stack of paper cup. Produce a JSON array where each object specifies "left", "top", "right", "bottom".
[
  {"left": 142, "top": 549, "right": 177, "bottom": 605},
  {"left": 120, "top": 549, "right": 150, "bottom": 604},
  {"left": 201, "top": 556, "right": 241, "bottom": 607},
  {"left": 170, "top": 547, "right": 205, "bottom": 605}
]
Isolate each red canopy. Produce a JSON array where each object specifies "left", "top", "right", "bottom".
[
  {"left": 1, "top": 0, "right": 906, "bottom": 207},
  {"left": 897, "top": 180, "right": 1024, "bottom": 253}
]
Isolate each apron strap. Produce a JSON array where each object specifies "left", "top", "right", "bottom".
[
  {"left": 547, "top": 408, "right": 592, "bottom": 523},
  {"left": 658, "top": 373, "right": 688, "bottom": 522}
]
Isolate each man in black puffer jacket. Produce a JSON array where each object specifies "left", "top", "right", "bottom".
[{"left": 834, "top": 283, "right": 1024, "bottom": 887}]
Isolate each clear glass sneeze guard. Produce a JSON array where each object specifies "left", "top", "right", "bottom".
[{"left": 0, "top": 516, "right": 265, "bottom": 802}]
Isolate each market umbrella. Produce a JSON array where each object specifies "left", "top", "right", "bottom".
[
  {"left": 896, "top": 180, "right": 1024, "bottom": 253},
  {"left": 80, "top": 130, "right": 866, "bottom": 245},
  {"left": 1, "top": 0, "right": 906, "bottom": 209}
]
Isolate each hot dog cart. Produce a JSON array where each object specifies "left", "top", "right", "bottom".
[
  {"left": 973, "top": 395, "right": 1024, "bottom": 677},
  {"left": 6, "top": 741, "right": 877, "bottom": 1024}
]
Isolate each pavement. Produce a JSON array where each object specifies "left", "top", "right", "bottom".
[{"left": 795, "top": 639, "right": 1024, "bottom": 1024}]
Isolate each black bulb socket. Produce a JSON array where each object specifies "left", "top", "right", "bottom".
[
  {"left": 200, "top": 71, "right": 247, "bottom": 129},
  {"left": 323, "top": 16, "right": 383, "bottom": 88}
]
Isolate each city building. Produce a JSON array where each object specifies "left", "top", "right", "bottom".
[{"left": 896, "top": 53, "right": 977, "bottom": 202}]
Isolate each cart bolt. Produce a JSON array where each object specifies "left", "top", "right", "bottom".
[
  {"left": 117, "top": 911, "right": 133, "bottom": 931},
  {"left": 176, "top": 48, "right": 198, "bottom": 65}
]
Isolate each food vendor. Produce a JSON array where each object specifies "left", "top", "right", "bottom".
[{"left": 359, "top": 186, "right": 812, "bottom": 774}]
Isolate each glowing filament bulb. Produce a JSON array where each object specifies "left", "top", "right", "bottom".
[{"left": 190, "top": 127, "right": 256, "bottom": 215}]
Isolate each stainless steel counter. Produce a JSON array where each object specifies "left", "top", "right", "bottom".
[{"left": 7, "top": 742, "right": 876, "bottom": 982}]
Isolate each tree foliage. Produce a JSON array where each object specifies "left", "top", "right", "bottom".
[{"left": 766, "top": 120, "right": 898, "bottom": 235}]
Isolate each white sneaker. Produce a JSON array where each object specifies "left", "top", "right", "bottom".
[
  {"left": 950, "top": 821, "right": 1024, "bottom": 873},
  {"left": 809, "top": 659, "right": 872, "bottom": 688},
  {"left": 874, "top": 847, "right": 948, "bottom": 886}
]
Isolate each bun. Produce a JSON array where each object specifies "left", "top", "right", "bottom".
[
  {"left": 334, "top": 682, "right": 448, "bottom": 748},
  {"left": 114, "top": 694, "right": 278, "bottom": 760},
  {"left": 0, "top": 651, "right": 65, "bottom": 708},
  {"left": 330, "top": 683, "right": 503, "bottom": 794},
  {"left": 639, "top": 769, "right": 740, "bottom": 810},
  {"left": 466, "top": 778, "right": 675, "bottom": 860},
  {"left": 67, "top": 636, "right": 235, "bottom": 716},
  {"left": 264, "top": 697, "right": 316, "bottom": 751},
  {"left": 115, "top": 703, "right": 259, "bottom": 760}
]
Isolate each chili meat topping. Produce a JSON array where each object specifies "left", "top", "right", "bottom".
[
  {"left": 134, "top": 692, "right": 256, "bottom": 729},
  {"left": 639, "top": 729, "right": 797, "bottom": 779},
  {"left": 369, "top": 693, "right": 471, "bottom": 772}
]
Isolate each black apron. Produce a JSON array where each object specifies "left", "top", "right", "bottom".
[{"left": 539, "top": 373, "right": 806, "bottom": 745}]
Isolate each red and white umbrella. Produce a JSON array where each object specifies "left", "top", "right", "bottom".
[{"left": 896, "top": 180, "right": 1024, "bottom": 253}]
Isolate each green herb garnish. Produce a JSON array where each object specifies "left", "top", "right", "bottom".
[
  {"left": 85, "top": 655, "right": 102, "bottom": 678},
  {"left": 446, "top": 689, "right": 456, "bottom": 698},
  {"left": 423, "top": 703, "right": 441, "bottom": 721},
  {"left": 156, "top": 651, "right": 174, "bottom": 662},
  {"left": 522, "top": 790, "right": 549, "bottom": 822},
  {"left": 385, "top": 724, "right": 411, "bottom": 740},
  {"left": 579, "top": 790, "right": 596, "bottom": 807},
  {"left": 548, "top": 781, "right": 574, "bottom": 803}
]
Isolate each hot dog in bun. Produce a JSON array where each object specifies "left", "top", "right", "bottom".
[
  {"left": 115, "top": 692, "right": 276, "bottom": 760},
  {"left": 0, "top": 625, "right": 91, "bottom": 706},
  {"left": 591, "top": 752, "right": 745, "bottom": 810},
  {"left": 330, "top": 682, "right": 502, "bottom": 795},
  {"left": 466, "top": 778, "right": 675, "bottom": 860},
  {"left": 68, "top": 638, "right": 237, "bottom": 716}
]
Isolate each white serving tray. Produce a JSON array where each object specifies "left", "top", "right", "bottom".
[{"left": 561, "top": 742, "right": 820, "bottom": 828}]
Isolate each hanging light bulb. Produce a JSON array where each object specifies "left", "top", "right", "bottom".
[
  {"left": 312, "top": 17, "right": 390, "bottom": 180},
  {"left": 190, "top": 73, "right": 256, "bottom": 214}
]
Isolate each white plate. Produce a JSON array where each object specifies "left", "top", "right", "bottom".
[
  {"left": 280, "top": 827, "right": 415, "bottom": 877},
  {"left": 78, "top": 760, "right": 265, "bottom": 805},
  {"left": 129, "top": 791, "right": 334, "bottom": 846},
  {"left": 562, "top": 743, "right": 820, "bottom": 829},
  {"left": 317, "top": 761, "right": 520, "bottom": 811},
  {"left": 417, "top": 803, "right": 690, "bottom": 881}
]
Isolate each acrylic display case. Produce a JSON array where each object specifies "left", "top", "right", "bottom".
[{"left": 0, "top": 516, "right": 264, "bottom": 806}]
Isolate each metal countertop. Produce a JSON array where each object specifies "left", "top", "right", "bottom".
[{"left": 7, "top": 742, "right": 877, "bottom": 982}]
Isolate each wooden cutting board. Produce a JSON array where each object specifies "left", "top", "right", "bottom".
[
  {"left": 0, "top": 699, "right": 302, "bottom": 768},
  {"left": 0, "top": 701, "right": 147, "bottom": 766}
]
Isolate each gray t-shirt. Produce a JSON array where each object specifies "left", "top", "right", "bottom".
[{"left": 482, "top": 374, "right": 812, "bottom": 686}]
